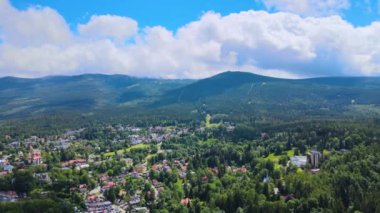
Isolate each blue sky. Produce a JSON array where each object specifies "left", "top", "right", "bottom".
[
  {"left": 11, "top": 0, "right": 265, "bottom": 30},
  {"left": 1, "top": 0, "right": 380, "bottom": 78},
  {"left": 10, "top": 0, "right": 380, "bottom": 30}
]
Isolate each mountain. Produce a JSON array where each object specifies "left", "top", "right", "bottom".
[
  {"left": 161, "top": 71, "right": 284, "bottom": 102},
  {"left": 0, "top": 74, "right": 193, "bottom": 119},
  {"left": 1, "top": 71, "right": 380, "bottom": 121},
  {"left": 159, "top": 71, "right": 380, "bottom": 120}
]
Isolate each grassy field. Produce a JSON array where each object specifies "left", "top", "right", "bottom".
[
  {"left": 145, "top": 153, "right": 157, "bottom": 161},
  {"left": 198, "top": 138, "right": 219, "bottom": 145},
  {"left": 264, "top": 149, "right": 297, "bottom": 171},
  {"left": 205, "top": 114, "right": 222, "bottom": 128},
  {"left": 322, "top": 149, "right": 330, "bottom": 156},
  {"left": 287, "top": 149, "right": 295, "bottom": 157},
  {"left": 264, "top": 153, "right": 281, "bottom": 162},
  {"left": 104, "top": 143, "right": 150, "bottom": 157}
]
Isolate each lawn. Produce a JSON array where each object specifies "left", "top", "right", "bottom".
[
  {"left": 145, "top": 153, "right": 156, "bottom": 160},
  {"left": 263, "top": 153, "right": 282, "bottom": 172},
  {"left": 274, "top": 164, "right": 282, "bottom": 170},
  {"left": 264, "top": 149, "right": 296, "bottom": 170},
  {"left": 198, "top": 138, "right": 219, "bottom": 145},
  {"left": 104, "top": 143, "right": 150, "bottom": 157},
  {"left": 205, "top": 114, "right": 222, "bottom": 128},
  {"left": 287, "top": 149, "right": 295, "bottom": 157},
  {"left": 322, "top": 149, "right": 330, "bottom": 156},
  {"left": 264, "top": 153, "right": 281, "bottom": 162},
  {"left": 264, "top": 149, "right": 295, "bottom": 161}
]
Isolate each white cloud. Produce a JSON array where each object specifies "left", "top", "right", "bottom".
[
  {"left": 262, "top": 0, "right": 351, "bottom": 17},
  {"left": 1, "top": 0, "right": 380, "bottom": 79},
  {"left": 0, "top": 0, "right": 71, "bottom": 46},
  {"left": 78, "top": 15, "right": 138, "bottom": 42}
]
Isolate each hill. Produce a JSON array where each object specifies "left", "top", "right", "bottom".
[
  {"left": 1, "top": 71, "right": 380, "bottom": 122},
  {"left": 0, "top": 74, "right": 192, "bottom": 120},
  {"left": 159, "top": 71, "right": 380, "bottom": 120}
]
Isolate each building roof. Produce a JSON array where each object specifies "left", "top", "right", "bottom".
[
  {"left": 290, "top": 156, "right": 307, "bottom": 167},
  {"left": 3, "top": 165, "right": 13, "bottom": 172},
  {"left": 181, "top": 198, "right": 191, "bottom": 205}
]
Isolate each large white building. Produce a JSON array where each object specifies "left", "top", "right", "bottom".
[
  {"left": 290, "top": 156, "right": 307, "bottom": 167},
  {"left": 310, "top": 150, "right": 322, "bottom": 168}
]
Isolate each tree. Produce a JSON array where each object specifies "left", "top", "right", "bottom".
[
  {"left": 14, "top": 170, "right": 36, "bottom": 194},
  {"left": 106, "top": 188, "right": 117, "bottom": 203}
]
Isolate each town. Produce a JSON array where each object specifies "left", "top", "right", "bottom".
[{"left": 0, "top": 115, "right": 345, "bottom": 213}]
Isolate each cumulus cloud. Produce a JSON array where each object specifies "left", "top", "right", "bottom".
[
  {"left": 262, "top": 0, "right": 351, "bottom": 16},
  {"left": 0, "top": 0, "right": 380, "bottom": 79},
  {"left": 0, "top": 0, "right": 71, "bottom": 46},
  {"left": 78, "top": 15, "right": 138, "bottom": 42}
]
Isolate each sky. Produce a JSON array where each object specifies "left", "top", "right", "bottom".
[{"left": 1, "top": 0, "right": 380, "bottom": 79}]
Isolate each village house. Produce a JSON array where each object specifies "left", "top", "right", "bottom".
[
  {"left": 3, "top": 165, "right": 14, "bottom": 173},
  {"left": 233, "top": 166, "right": 248, "bottom": 174},
  {"left": 85, "top": 197, "right": 115, "bottom": 213},
  {"left": 0, "top": 159, "right": 7, "bottom": 167},
  {"left": 101, "top": 181, "right": 115, "bottom": 192},
  {"left": 180, "top": 198, "right": 191, "bottom": 206},
  {"left": 208, "top": 167, "right": 219, "bottom": 175},
  {"left": 129, "top": 195, "right": 141, "bottom": 206},
  {"left": 151, "top": 164, "right": 163, "bottom": 171},
  {"left": 9, "top": 141, "right": 20, "bottom": 148},
  {"left": 129, "top": 135, "right": 142, "bottom": 145},
  {"left": 75, "top": 163, "right": 90, "bottom": 171},
  {"left": 131, "top": 207, "right": 149, "bottom": 213},
  {"left": 130, "top": 172, "right": 140, "bottom": 179},
  {"left": 70, "top": 184, "right": 87, "bottom": 193},
  {"left": 131, "top": 128, "right": 141, "bottom": 133},
  {"left": 0, "top": 191, "right": 18, "bottom": 202},
  {"left": 179, "top": 171, "right": 187, "bottom": 179},
  {"left": 98, "top": 175, "right": 109, "bottom": 184},
  {"left": 61, "top": 159, "right": 86, "bottom": 167},
  {"left": 18, "top": 151, "right": 24, "bottom": 159},
  {"left": 0, "top": 171, "right": 9, "bottom": 177},
  {"left": 163, "top": 165, "right": 172, "bottom": 172},
  {"left": 121, "top": 158, "right": 134, "bottom": 167},
  {"left": 134, "top": 164, "right": 147, "bottom": 173},
  {"left": 28, "top": 147, "right": 42, "bottom": 165}
]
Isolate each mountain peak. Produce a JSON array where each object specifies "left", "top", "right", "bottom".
[
  {"left": 211, "top": 71, "right": 275, "bottom": 80},
  {"left": 162, "top": 71, "right": 279, "bottom": 103}
]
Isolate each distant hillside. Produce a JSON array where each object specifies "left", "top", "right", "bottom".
[
  {"left": 159, "top": 71, "right": 380, "bottom": 119},
  {"left": 1, "top": 71, "right": 380, "bottom": 121},
  {"left": 162, "top": 71, "right": 284, "bottom": 102},
  {"left": 0, "top": 74, "right": 193, "bottom": 119}
]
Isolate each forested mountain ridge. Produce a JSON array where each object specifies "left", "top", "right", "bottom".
[
  {"left": 163, "top": 71, "right": 380, "bottom": 103},
  {"left": 1, "top": 72, "right": 380, "bottom": 213},
  {"left": 0, "top": 74, "right": 193, "bottom": 120},
  {"left": 1, "top": 71, "right": 380, "bottom": 121},
  {"left": 160, "top": 72, "right": 380, "bottom": 120}
]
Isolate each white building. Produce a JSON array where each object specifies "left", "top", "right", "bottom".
[
  {"left": 310, "top": 150, "right": 322, "bottom": 168},
  {"left": 290, "top": 156, "right": 307, "bottom": 167}
]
